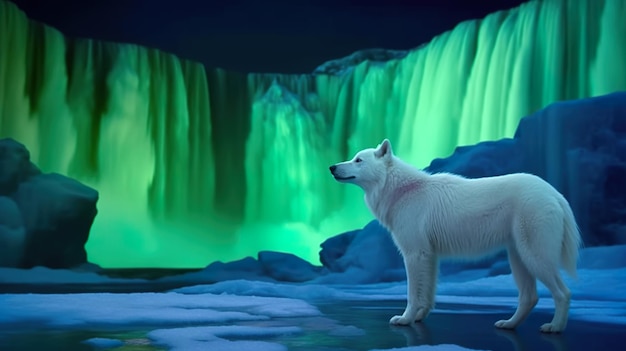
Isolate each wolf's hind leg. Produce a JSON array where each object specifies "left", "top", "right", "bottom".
[
  {"left": 536, "top": 270, "right": 570, "bottom": 333},
  {"left": 495, "top": 248, "right": 538, "bottom": 330}
]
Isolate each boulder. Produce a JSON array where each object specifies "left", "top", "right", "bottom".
[
  {"left": 258, "top": 251, "right": 321, "bottom": 282},
  {"left": 167, "top": 253, "right": 323, "bottom": 284},
  {"left": 319, "top": 229, "right": 359, "bottom": 272},
  {"left": 0, "top": 138, "right": 40, "bottom": 195},
  {"left": 0, "top": 138, "right": 99, "bottom": 268},
  {"left": 317, "top": 220, "right": 405, "bottom": 283},
  {"left": 0, "top": 196, "right": 25, "bottom": 267}
]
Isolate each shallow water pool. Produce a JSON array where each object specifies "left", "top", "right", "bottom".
[{"left": 1, "top": 298, "right": 623, "bottom": 351}]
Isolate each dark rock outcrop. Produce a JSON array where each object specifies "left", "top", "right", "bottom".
[
  {"left": 316, "top": 220, "right": 405, "bottom": 283},
  {"left": 258, "top": 251, "right": 322, "bottom": 282},
  {"left": 313, "top": 48, "right": 409, "bottom": 76},
  {"left": 0, "top": 138, "right": 99, "bottom": 268}
]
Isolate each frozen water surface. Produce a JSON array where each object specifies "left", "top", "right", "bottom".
[{"left": 1, "top": 264, "right": 625, "bottom": 351}]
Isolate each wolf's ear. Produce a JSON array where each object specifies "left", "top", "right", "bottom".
[{"left": 374, "top": 139, "right": 393, "bottom": 159}]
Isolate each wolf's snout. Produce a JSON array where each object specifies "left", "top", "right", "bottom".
[{"left": 329, "top": 165, "right": 337, "bottom": 173}]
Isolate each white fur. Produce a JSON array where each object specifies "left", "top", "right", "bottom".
[{"left": 329, "top": 139, "right": 582, "bottom": 333}]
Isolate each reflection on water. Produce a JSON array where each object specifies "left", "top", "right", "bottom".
[
  {"left": 0, "top": 299, "right": 623, "bottom": 351},
  {"left": 0, "top": 330, "right": 162, "bottom": 351},
  {"left": 390, "top": 323, "right": 433, "bottom": 345},
  {"left": 495, "top": 328, "right": 572, "bottom": 351},
  {"left": 307, "top": 300, "right": 622, "bottom": 351}
]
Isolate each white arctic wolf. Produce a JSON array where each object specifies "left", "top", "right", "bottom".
[{"left": 329, "top": 139, "right": 581, "bottom": 333}]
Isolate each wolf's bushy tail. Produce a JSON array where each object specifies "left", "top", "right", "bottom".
[{"left": 559, "top": 195, "right": 583, "bottom": 278}]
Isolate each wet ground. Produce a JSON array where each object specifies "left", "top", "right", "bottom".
[
  {"left": 303, "top": 300, "right": 625, "bottom": 351},
  {"left": 0, "top": 297, "right": 623, "bottom": 351}
]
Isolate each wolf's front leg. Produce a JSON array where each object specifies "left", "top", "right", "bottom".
[{"left": 390, "top": 250, "right": 437, "bottom": 325}]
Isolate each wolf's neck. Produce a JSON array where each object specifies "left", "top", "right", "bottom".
[{"left": 365, "top": 165, "right": 428, "bottom": 226}]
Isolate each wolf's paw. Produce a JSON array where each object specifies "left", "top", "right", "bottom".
[
  {"left": 494, "top": 319, "right": 517, "bottom": 329},
  {"left": 540, "top": 323, "right": 563, "bottom": 333},
  {"left": 389, "top": 315, "right": 412, "bottom": 326}
]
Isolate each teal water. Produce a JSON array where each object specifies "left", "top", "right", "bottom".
[{"left": 0, "top": 329, "right": 161, "bottom": 351}]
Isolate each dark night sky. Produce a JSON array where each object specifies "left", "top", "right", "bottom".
[{"left": 9, "top": 0, "right": 527, "bottom": 74}]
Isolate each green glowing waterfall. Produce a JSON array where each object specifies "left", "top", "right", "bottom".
[
  {"left": 1, "top": 0, "right": 625, "bottom": 268},
  {"left": 245, "top": 80, "right": 332, "bottom": 225}
]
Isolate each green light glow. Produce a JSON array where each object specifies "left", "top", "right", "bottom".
[{"left": 1, "top": 0, "right": 625, "bottom": 267}]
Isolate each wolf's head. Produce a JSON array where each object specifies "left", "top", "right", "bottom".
[{"left": 329, "top": 139, "right": 394, "bottom": 190}]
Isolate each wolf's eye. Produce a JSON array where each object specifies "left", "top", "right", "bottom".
[{"left": 355, "top": 157, "right": 362, "bottom": 163}]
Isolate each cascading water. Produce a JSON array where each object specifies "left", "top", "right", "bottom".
[{"left": 1, "top": 0, "right": 625, "bottom": 267}]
